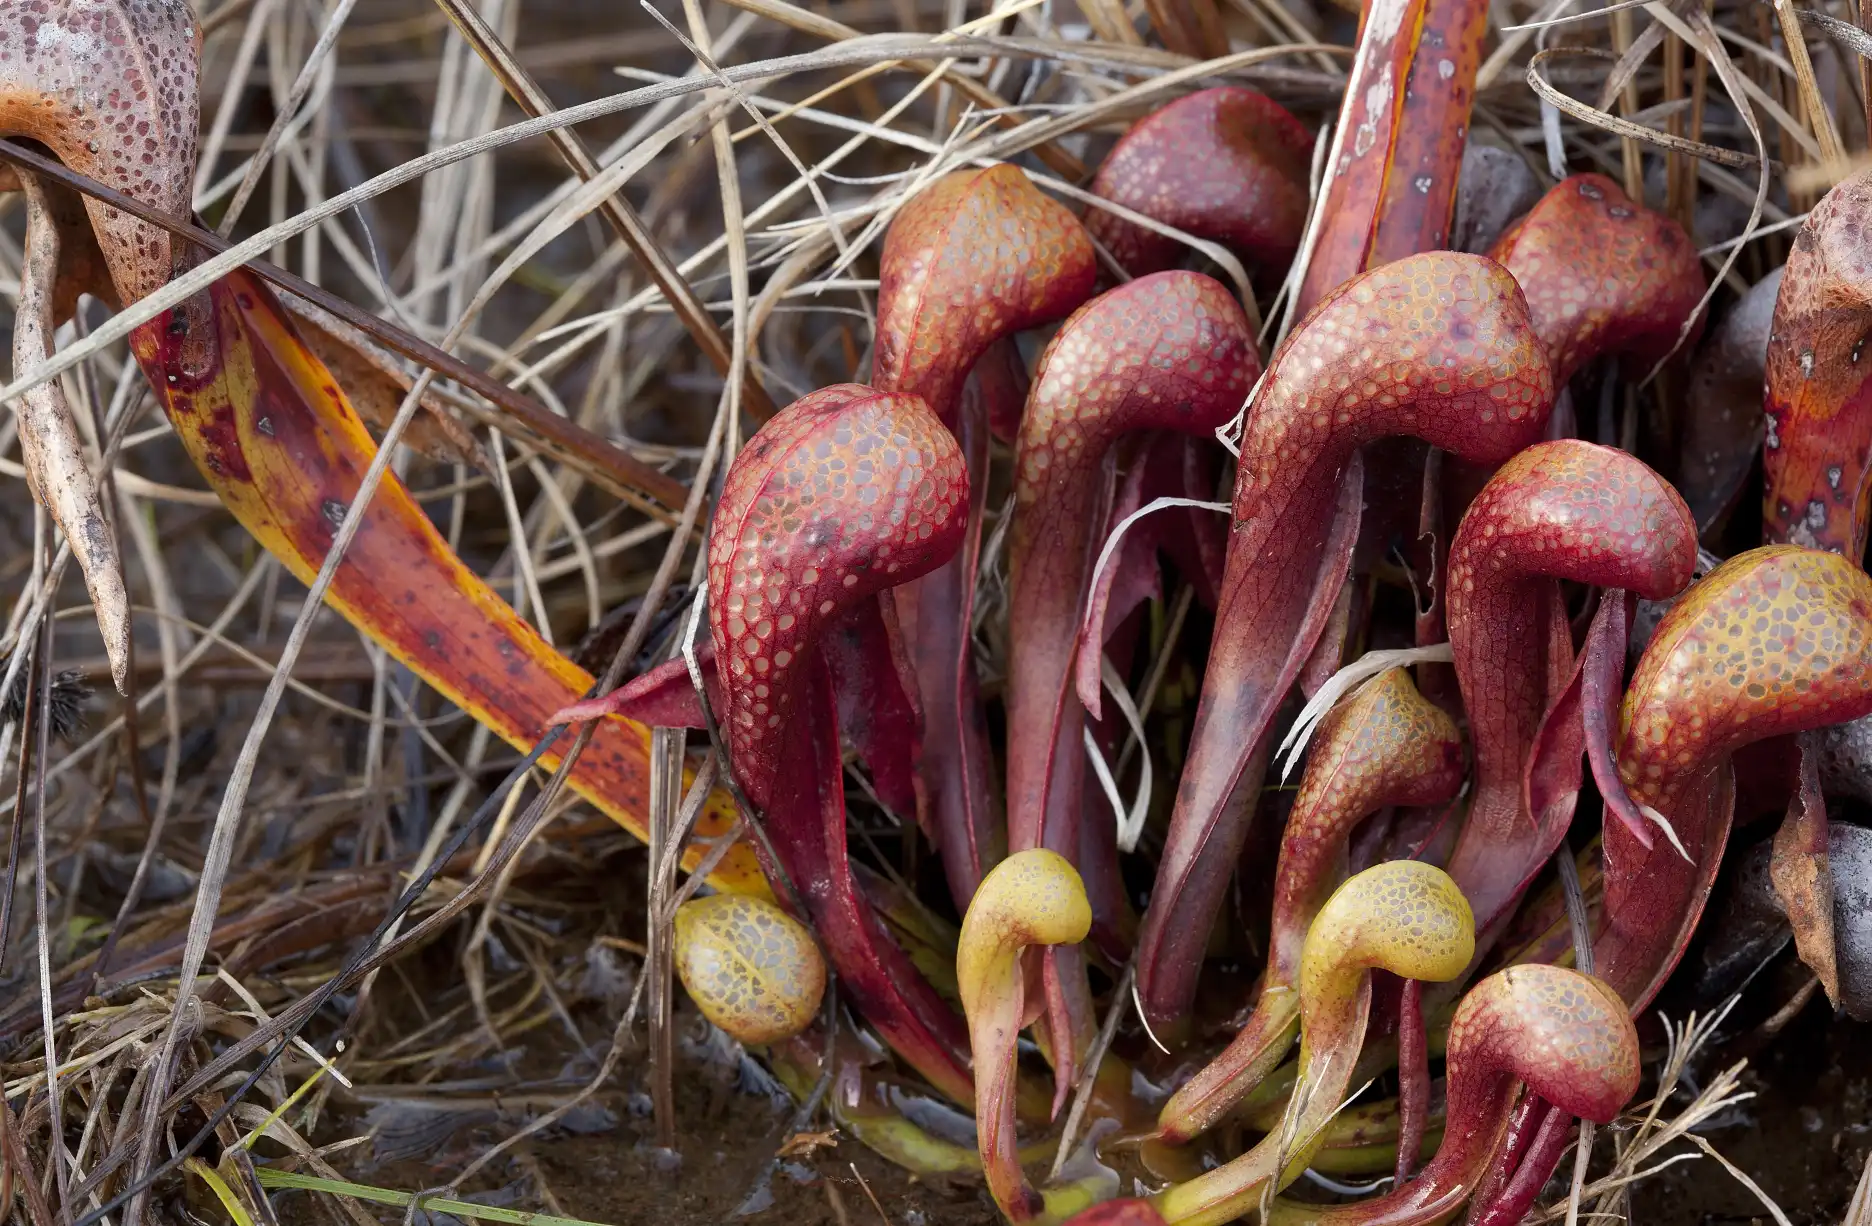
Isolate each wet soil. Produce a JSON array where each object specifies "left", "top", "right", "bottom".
[
  {"left": 277, "top": 839, "right": 1870, "bottom": 1226},
  {"left": 1630, "top": 973, "right": 1872, "bottom": 1226},
  {"left": 350, "top": 1032, "right": 1006, "bottom": 1226},
  {"left": 533, "top": 998, "right": 1872, "bottom": 1226},
  {"left": 257, "top": 839, "right": 1003, "bottom": 1226}
]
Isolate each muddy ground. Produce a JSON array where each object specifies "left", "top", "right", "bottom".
[{"left": 253, "top": 841, "right": 1870, "bottom": 1226}]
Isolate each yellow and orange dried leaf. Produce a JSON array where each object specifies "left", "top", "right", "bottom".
[{"left": 131, "top": 270, "right": 765, "bottom": 893}]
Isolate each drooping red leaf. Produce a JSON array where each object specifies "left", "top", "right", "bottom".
[
  {"left": 1135, "top": 252, "right": 1553, "bottom": 1036},
  {"left": 1761, "top": 168, "right": 1872, "bottom": 554},
  {"left": 1085, "top": 87, "right": 1311, "bottom": 279},
  {"left": 0, "top": 5, "right": 785, "bottom": 906},
  {"left": 1443, "top": 442, "right": 1695, "bottom": 937},
  {"left": 141, "top": 270, "right": 765, "bottom": 893},
  {"left": 1599, "top": 546, "right": 1872, "bottom": 1011},
  {"left": 873, "top": 165, "right": 1098, "bottom": 912},
  {"left": 1155, "top": 669, "right": 1462, "bottom": 1145},
  {"left": 1262, "top": 967, "right": 1638, "bottom": 1226},
  {"left": 1486, "top": 174, "right": 1707, "bottom": 387},
  {"left": 707, "top": 383, "right": 977, "bottom": 1104}
]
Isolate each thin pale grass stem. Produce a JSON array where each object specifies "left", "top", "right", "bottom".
[
  {"left": 219, "top": 0, "right": 363, "bottom": 234},
  {"left": 29, "top": 591, "right": 72, "bottom": 1220},
  {"left": 1050, "top": 959, "right": 1136, "bottom": 1180},
  {"left": 195, "top": 0, "right": 281, "bottom": 204}
]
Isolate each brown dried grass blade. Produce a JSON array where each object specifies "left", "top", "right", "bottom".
[
  {"left": 0, "top": 139, "right": 687, "bottom": 517},
  {"left": 430, "top": 0, "right": 776, "bottom": 421}
]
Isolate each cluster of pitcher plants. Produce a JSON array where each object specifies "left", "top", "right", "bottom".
[
  {"left": 633, "top": 89, "right": 1872, "bottom": 1225},
  {"left": 638, "top": 134, "right": 1872, "bottom": 1219},
  {"left": 7, "top": 0, "right": 1872, "bottom": 1222}
]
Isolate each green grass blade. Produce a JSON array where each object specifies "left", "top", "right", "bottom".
[{"left": 252, "top": 1169, "right": 620, "bottom": 1226}]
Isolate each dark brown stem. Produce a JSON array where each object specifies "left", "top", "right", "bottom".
[{"left": 1394, "top": 978, "right": 1428, "bottom": 1184}]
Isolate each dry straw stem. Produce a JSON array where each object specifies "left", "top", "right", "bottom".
[
  {"left": 216, "top": 0, "right": 365, "bottom": 236},
  {"left": 1521, "top": 0, "right": 1772, "bottom": 384},
  {"left": 1848, "top": 1148, "right": 1872, "bottom": 1226},
  {"left": 430, "top": 0, "right": 776, "bottom": 421},
  {"left": 1530, "top": 1000, "right": 1790, "bottom": 1226},
  {"left": 0, "top": 139, "right": 690, "bottom": 517},
  {"left": 708, "top": 0, "right": 1092, "bottom": 175},
  {"left": 0, "top": 32, "right": 1342, "bottom": 414},
  {"left": 1767, "top": 0, "right": 1847, "bottom": 171},
  {"left": 122, "top": 7, "right": 752, "bottom": 1191}
]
